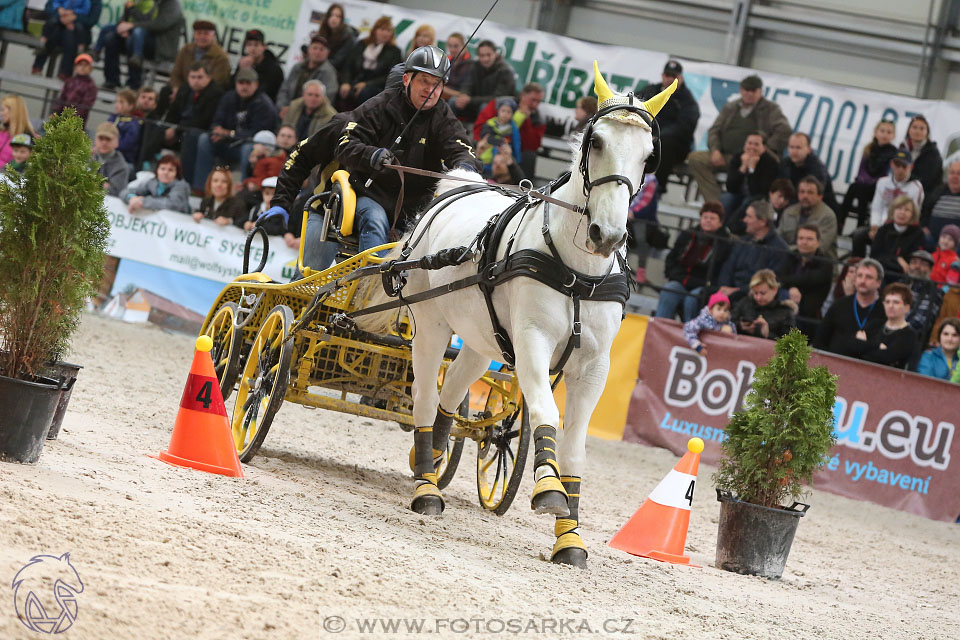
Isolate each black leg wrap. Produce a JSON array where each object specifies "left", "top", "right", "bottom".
[
  {"left": 552, "top": 476, "right": 587, "bottom": 568},
  {"left": 530, "top": 425, "right": 568, "bottom": 516},
  {"left": 411, "top": 426, "right": 444, "bottom": 515},
  {"left": 432, "top": 407, "right": 455, "bottom": 452},
  {"left": 413, "top": 427, "right": 434, "bottom": 478}
]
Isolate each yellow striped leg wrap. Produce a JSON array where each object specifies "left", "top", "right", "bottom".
[
  {"left": 552, "top": 476, "right": 586, "bottom": 559},
  {"left": 561, "top": 476, "right": 581, "bottom": 522},
  {"left": 437, "top": 405, "right": 456, "bottom": 417},
  {"left": 533, "top": 425, "right": 560, "bottom": 479}
]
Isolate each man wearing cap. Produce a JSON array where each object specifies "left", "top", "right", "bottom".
[
  {"left": 233, "top": 29, "right": 284, "bottom": 103},
  {"left": 192, "top": 68, "right": 279, "bottom": 190},
  {"left": 852, "top": 150, "right": 924, "bottom": 257},
  {"left": 281, "top": 80, "right": 336, "bottom": 140},
  {"left": 99, "top": 0, "right": 184, "bottom": 90},
  {"left": 778, "top": 132, "right": 839, "bottom": 214},
  {"left": 904, "top": 249, "right": 943, "bottom": 344},
  {"left": 92, "top": 122, "right": 130, "bottom": 197},
  {"left": 169, "top": 20, "right": 231, "bottom": 98},
  {"left": 686, "top": 74, "right": 791, "bottom": 202},
  {"left": 638, "top": 60, "right": 699, "bottom": 194},
  {"left": 277, "top": 36, "right": 338, "bottom": 113}
]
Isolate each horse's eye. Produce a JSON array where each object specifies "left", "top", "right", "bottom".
[{"left": 591, "top": 135, "right": 603, "bottom": 151}]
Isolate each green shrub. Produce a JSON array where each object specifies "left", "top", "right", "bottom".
[
  {"left": 0, "top": 109, "right": 109, "bottom": 379},
  {"left": 714, "top": 329, "right": 838, "bottom": 508}
]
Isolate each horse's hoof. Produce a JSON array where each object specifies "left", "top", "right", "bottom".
[
  {"left": 552, "top": 547, "right": 588, "bottom": 569},
  {"left": 531, "top": 490, "right": 570, "bottom": 517},
  {"left": 411, "top": 495, "right": 444, "bottom": 516}
]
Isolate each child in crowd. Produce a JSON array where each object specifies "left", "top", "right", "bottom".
[
  {"left": 118, "top": 154, "right": 190, "bottom": 213},
  {"left": 52, "top": 54, "right": 97, "bottom": 125},
  {"left": 242, "top": 176, "right": 285, "bottom": 235},
  {"left": 931, "top": 225, "right": 960, "bottom": 284},
  {"left": 4, "top": 134, "right": 33, "bottom": 175},
  {"left": 108, "top": 89, "right": 142, "bottom": 168},
  {"left": 486, "top": 145, "right": 524, "bottom": 185},
  {"left": 478, "top": 97, "right": 521, "bottom": 169},
  {"left": 92, "top": 122, "right": 130, "bottom": 197},
  {"left": 241, "top": 129, "right": 288, "bottom": 206},
  {"left": 682, "top": 292, "right": 737, "bottom": 356}
]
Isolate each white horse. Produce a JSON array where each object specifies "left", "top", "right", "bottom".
[{"left": 356, "top": 63, "right": 675, "bottom": 568}]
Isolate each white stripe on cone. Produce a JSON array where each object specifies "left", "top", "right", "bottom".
[{"left": 647, "top": 470, "right": 696, "bottom": 511}]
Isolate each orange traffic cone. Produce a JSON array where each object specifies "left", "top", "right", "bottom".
[
  {"left": 608, "top": 437, "right": 703, "bottom": 565},
  {"left": 152, "top": 336, "right": 243, "bottom": 478}
]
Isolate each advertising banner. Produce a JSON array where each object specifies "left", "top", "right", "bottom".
[{"left": 627, "top": 319, "right": 959, "bottom": 522}]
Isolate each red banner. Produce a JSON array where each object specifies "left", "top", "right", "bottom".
[{"left": 627, "top": 319, "right": 960, "bottom": 522}]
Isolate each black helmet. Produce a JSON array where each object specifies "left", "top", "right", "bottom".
[{"left": 404, "top": 45, "right": 450, "bottom": 81}]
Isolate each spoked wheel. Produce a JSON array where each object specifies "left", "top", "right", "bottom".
[
  {"left": 476, "top": 401, "right": 529, "bottom": 515},
  {"left": 231, "top": 305, "right": 294, "bottom": 463},
  {"left": 204, "top": 301, "right": 242, "bottom": 401}
]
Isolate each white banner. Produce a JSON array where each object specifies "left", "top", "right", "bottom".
[{"left": 104, "top": 197, "right": 300, "bottom": 283}]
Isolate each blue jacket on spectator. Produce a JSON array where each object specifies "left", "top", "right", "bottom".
[
  {"left": 211, "top": 90, "right": 279, "bottom": 140},
  {"left": 108, "top": 114, "right": 142, "bottom": 165},
  {"left": 0, "top": 0, "right": 26, "bottom": 31},
  {"left": 717, "top": 229, "right": 790, "bottom": 293},
  {"left": 50, "top": 0, "right": 89, "bottom": 15},
  {"left": 915, "top": 346, "right": 959, "bottom": 381}
]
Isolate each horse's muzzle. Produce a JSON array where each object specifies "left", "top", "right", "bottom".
[{"left": 587, "top": 223, "right": 627, "bottom": 257}]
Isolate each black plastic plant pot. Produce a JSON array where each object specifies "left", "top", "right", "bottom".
[
  {"left": 43, "top": 361, "right": 83, "bottom": 440},
  {"left": 0, "top": 374, "right": 63, "bottom": 463},
  {"left": 715, "top": 489, "right": 809, "bottom": 579}
]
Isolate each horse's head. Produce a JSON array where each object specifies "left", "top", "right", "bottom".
[{"left": 574, "top": 62, "right": 677, "bottom": 257}]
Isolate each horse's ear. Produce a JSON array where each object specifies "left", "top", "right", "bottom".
[
  {"left": 642, "top": 78, "right": 678, "bottom": 117},
  {"left": 593, "top": 60, "right": 614, "bottom": 105}
]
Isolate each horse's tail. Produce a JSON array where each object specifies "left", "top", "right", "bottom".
[{"left": 352, "top": 242, "right": 407, "bottom": 335}]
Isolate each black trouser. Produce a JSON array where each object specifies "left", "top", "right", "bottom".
[
  {"left": 653, "top": 135, "right": 691, "bottom": 194},
  {"left": 838, "top": 182, "right": 876, "bottom": 230}
]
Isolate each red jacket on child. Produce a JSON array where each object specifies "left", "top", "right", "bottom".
[{"left": 54, "top": 75, "right": 98, "bottom": 125}]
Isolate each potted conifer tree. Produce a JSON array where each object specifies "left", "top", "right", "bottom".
[
  {"left": 713, "top": 329, "right": 838, "bottom": 579},
  {"left": 0, "top": 109, "right": 109, "bottom": 462}
]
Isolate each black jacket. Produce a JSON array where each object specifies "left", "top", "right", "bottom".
[
  {"left": 726, "top": 151, "right": 780, "bottom": 197},
  {"left": 273, "top": 85, "right": 481, "bottom": 226},
  {"left": 232, "top": 49, "right": 285, "bottom": 103},
  {"left": 211, "top": 90, "right": 279, "bottom": 139},
  {"left": 777, "top": 249, "right": 832, "bottom": 320},
  {"left": 663, "top": 226, "right": 732, "bottom": 289},
  {"left": 902, "top": 139, "right": 943, "bottom": 195},
  {"left": 871, "top": 223, "right": 924, "bottom": 275},
  {"left": 638, "top": 81, "right": 699, "bottom": 145},
  {"left": 731, "top": 295, "right": 796, "bottom": 339},
  {"left": 342, "top": 41, "right": 402, "bottom": 89},
  {"left": 467, "top": 57, "right": 516, "bottom": 113},
  {"left": 814, "top": 293, "right": 887, "bottom": 357},
  {"left": 778, "top": 152, "right": 838, "bottom": 212},
  {"left": 165, "top": 83, "right": 224, "bottom": 132}
]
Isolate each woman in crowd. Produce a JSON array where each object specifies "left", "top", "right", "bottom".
[
  {"left": 870, "top": 195, "right": 924, "bottom": 279},
  {"left": 337, "top": 16, "right": 400, "bottom": 109},
  {"left": 820, "top": 257, "right": 861, "bottom": 318},
  {"left": 192, "top": 166, "right": 246, "bottom": 226},
  {"left": 916, "top": 318, "right": 960, "bottom": 381},
  {"left": 900, "top": 114, "right": 943, "bottom": 195},
  {"left": 862, "top": 282, "right": 919, "bottom": 370},
  {"left": 838, "top": 119, "right": 898, "bottom": 231},
  {"left": 318, "top": 3, "right": 357, "bottom": 74},
  {"left": 405, "top": 24, "right": 435, "bottom": 56},
  {"left": 0, "top": 95, "right": 37, "bottom": 167},
  {"left": 730, "top": 269, "right": 796, "bottom": 340},
  {"left": 118, "top": 154, "right": 190, "bottom": 214}
]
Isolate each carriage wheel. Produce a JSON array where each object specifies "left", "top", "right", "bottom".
[
  {"left": 204, "top": 301, "right": 242, "bottom": 402},
  {"left": 407, "top": 396, "right": 467, "bottom": 490},
  {"left": 231, "top": 305, "right": 294, "bottom": 463},
  {"left": 476, "top": 401, "right": 529, "bottom": 516}
]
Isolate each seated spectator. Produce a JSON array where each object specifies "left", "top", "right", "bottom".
[
  {"left": 274, "top": 124, "right": 297, "bottom": 153},
  {"left": 731, "top": 269, "right": 796, "bottom": 340},
  {"left": 232, "top": 29, "right": 283, "bottom": 103},
  {"left": 682, "top": 291, "right": 736, "bottom": 356},
  {"left": 837, "top": 119, "right": 897, "bottom": 231},
  {"left": 861, "top": 282, "right": 918, "bottom": 370},
  {"left": 240, "top": 128, "right": 290, "bottom": 205},
  {"left": 568, "top": 96, "right": 597, "bottom": 138},
  {"left": 900, "top": 115, "right": 942, "bottom": 195},
  {"left": 477, "top": 97, "right": 520, "bottom": 168},
  {"left": 716, "top": 201, "right": 789, "bottom": 301},
  {"left": 119, "top": 154, "right": 189, "bottom": 213},
  {"left": 778, "top": 175, "right": 838, "bottom": 258},
  {"left": 317, "top": 3, "right": 357, "bottom": 75},
  {"left": 638, "top": 60, "right": 699, "bottom": 195},
  {"left": 405, "top": 24, "right": 435, "bottom": 56},
  {"left": 921, "top": 160, "right": 960, "bottom": 243},
  {"left": 168, "top": 20, "right": 231, "bottom": 100},
  {"left": 192, "top": 68, "right": 279, "bottom": 190},
  {"left": 5, "top": 134, "right": 33, "bottom": 175},
  {"left": 95, "top": 0, "right": 182, "bottom": 90},
  {"left": 626, "top": 173, "right": 665, "bottom": 284},
  {"left": 778, "top": 132, "right": 839, "bottom": 214},
  {"left": 473, "top": 82, "right": 545, "bottom": 177},
  {"left": 281, "top": 80, "right": 336, "bottom": 140},
  {"left": 777, "top": 223, "right": 832, "bottom": 335},
  {"left": 0, "top": 0, "right": 25, "bottom": 31},
  {"left": 134, "top": 86, "right": 163, "bottom": 170},
  {"left": 487, "top": 144, "right": 524, "bottom": 185},
  {"left": 931, "top": 224, "right": 960, "bottom": 283},
  {"left": 453, "top": 40, "right": 516, "bottom": 121},
  {"left": 91, "top": 122, "right": 128, "bottom": 196},
  {"left": 767, "top": 178, "right": 796, "bottom": 223},
  {"left": 903, "top": 250, "right": 943, "bottom": 345},
  {"left": 33, "top": 0, "right": 95, "bottom": 79},
  {"left": 722, "top": 130, "right": 779, "bottom": 233},
  {"left": 277, "top": 36, "right": 337, "bottom": 113},
  {"left": 108, "top": 89, "right": 142, "bottom": 168},
  {"left": 814, "top": 258, "right": 886, "bottom": 359},
  {"left": 241, "top": 176, "right": 285, "bottom": 235},
  {"left": 134, "top": 86, "right": 158, "bottom": 117},
  {"left": 192, "top": 166, "right": 246, "bottom": 225},
  {"left": 916, "top": 318, "right": 960, "bottom": 380},
  {"left": 870, "top": 196, "right": 924, "bottom": 278},
  {"left": 686, "top": 75, "right": 791, "bottom": 203},
  {"left": 161, "top": 62, "right": 223, "bottom": 181},
  {"left": 337, "top": 16, "right": 401, "bottom": 110},
  {"left": 821, "top": 257, "right": 861, "bottom": 318},
  {"left": 853, "top": 150, "right": 924, "bottom": 257},
  {"left": 0, "top": 95, "right": 38, "bottom": 167},
  {"left": 52, "top": 54, "right": 97, "bottom": 125},
  {"left": 656, "top": 201, "right": 731, "bottom": 321},
  {"left": 440, "top": 32, "right": 471, "bottom": 101}
]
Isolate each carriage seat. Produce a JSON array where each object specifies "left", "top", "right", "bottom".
[{"left": 304, "top": 169, "right": 360, "bottom": 259}]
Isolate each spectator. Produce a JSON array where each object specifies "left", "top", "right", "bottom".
[
  {"left": 119, "top": 153, "right": 190, "bottom": 213},
  {"left": 870, "top": 195, "right": 924, "bottom": 278},
  {"left": 405, "top": 24, "right": 435, "bottom": 56},
  {"left": 134, "top": 86, "right": 157, "bottom": 117},
  {"left": 627, "top": 173, "right": 662, "bottom": 284},
  {"left": 316, "top": 3, "right": 357, "bottom": 75},
  {"left": 777, "top": 132, "right": 839, "bottom": 214},
  {"left": 192, "top": 68, "right": 279, "bottom": 190},
  {"left": 778, "top": 175, "right": 838, "bottom": 258},
  {"left": 853, "top": 150, "right": 924, "bottom": 257},
  {"left": 731, "top": 269, "right": 796, "bottom": 339},
  {"left": 169, "top": 20, "right": 231, "bottom": 97},
  {"left": 192, "top": 166, "right": 246, "bottom": 225},
  {"left": 682, "top": 291, "right": 736, "bottom": 356},
  {"left": 716, "top": 200, "right": 790, "bottom": 301},
  {"left": 487, "top": 145, "right": 524, "bottom": 185},
  {"left": 862, "top": 282, "right": 918, "bottom": 370},
  {"left": 0, "top": 95, "right": 38, "bottom": 167},
  {"left": 277, "top": 35, "right": 337, "bottom": 113},
  {"left": 721, "top": 130, "right": 779, "bottom": 232},
  {"left": 768, "top": 178, "right": 796, "bottom": 222},
  {"left": 777, "top": 223, "right": 832, "bottom": 335},
  {"left": 281, "top": 80, "right": 336, "bottom": 141},
  {"left": 639, "top": 60, "right": 699, "bottom": 195},
  {"left": 0, "top": 0, "right": 25, "bottom": 31},
  {"left": 242, "top": 176, "right": 285, "bottom": 235},
  {"left": 274, "top": 124, "right": 297, "bottom": 152},
  {"left": 916, "top": 318, "right": 960, "bottom": 380},
  {"left": 686, "top": 75, "right": 791, "bottom": 203},
  {"left": 814, "top": 258, "right": 886, "bottom": 358},
  {"left": 477, "top": 97, "right": 520, "bottom": 168},
  {"left": 232, "top": 29, "right": 284, "bottom": 103},
  {"left": 338, "top": 16, "right": 401, "bottom": 109},
  {"left": 900, "top": 114, "right": 942, "bottom": 195},
  {"left": 440, "top": 32, "right": 471, "bottom": 101},
  {"left": 95, "top": 0, "right": 182, "bottom": 90},
  {"left": 821, "top": 257, "right": 861, "bottom": 318},
  {"left": 931, "top": 224, "right": 960, "bottom": 283},
  {"left": 52, "top": 54, "right": 97, "bottom": 125},
  {"left": 108, "top": 88, "right": 141, "bottom": 167},
  {"left": 921, "top": 160, "right": 960, "bottom": 243},
  {"left": 91, "top": 122, "right": 129, "bottom": 197},
  {"left": 568, "top": 96, "right": 597, "bottom": 137},
  {"left": 453, "top": 40, "right": 516, "bottom": 121},
  {"left": 5, "top": 133, "right": 33, "bottom": 175},
  {"left": 903, "top": 250, "right": 943, "bottom": 345},
  {"left": 162, "top": 62, "right": 223, "bottom": 183},
  {"left": 656, "top": 201, "right": 732, "bottom": 321},
  {"left": 837, "top": 119, "right": 898, "bottom": 231},
  {"left": 473, "top": 82, "right": 545, "bottom": 178},
  {"left": 135, "top": 86, "right": 163, "bottom": 170},
  {"left": 33, "top": 0, "right": 95, "bottom": 79},
  {"left": 241, "top": 129, "right": 285, "bottom": 196}
]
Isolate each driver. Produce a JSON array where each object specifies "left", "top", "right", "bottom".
[{"left": 267, "top": 45, "right": 481, "bottom": 261}]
